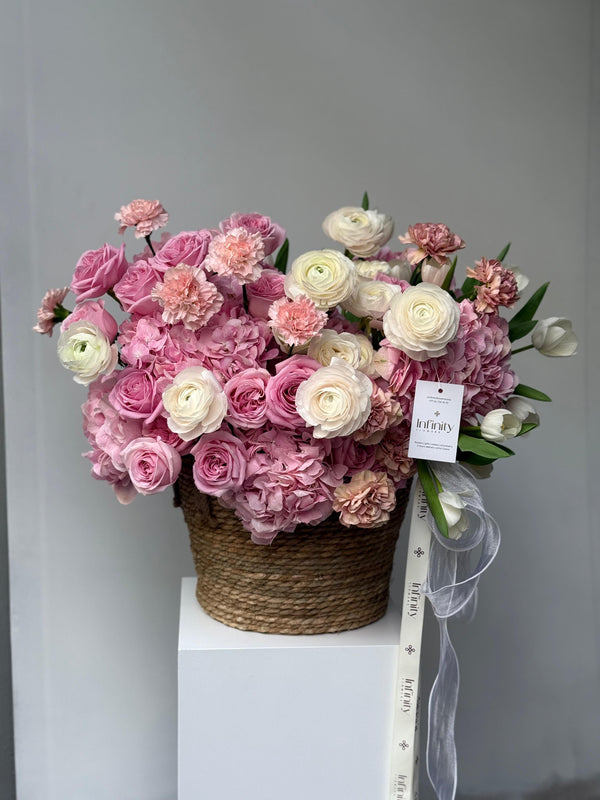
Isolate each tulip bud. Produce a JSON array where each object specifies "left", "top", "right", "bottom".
[
  {"left": 532, "top": 317, "right": 578, "bottom": 357},
  {"left": 480, "top": 408, "right": 522, "bottom": 442}
]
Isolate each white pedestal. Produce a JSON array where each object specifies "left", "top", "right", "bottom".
[{"left": 178, "top": 578, "right": 400, "bottom": 800}]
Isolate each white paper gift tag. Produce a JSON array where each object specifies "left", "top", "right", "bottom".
[{"left": 407, "top": 380, "right": 464, "bottom": 463}]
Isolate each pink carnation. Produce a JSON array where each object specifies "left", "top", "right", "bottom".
[
  {"left": 220, "top": 212, "right": 286, "bottom": 256},
  {"left": 191, "top": 431, "right": 248, "bottom": 497},
  {"left": 33, "top": 287, "right": 69, "bottom": 336},
  {"left": 466, "top": 258, "right": 519, "bottom": 313},
  {"left": 62, "top": 299, "right": 118, "bottom": 341},
  {"left": 399, "top": 223, "right": 465, "bottom": 266},
  {"left": 353, "top": 383, "right": 403, "bottom": 445},
  {"left": 246, "top": 268, "right": 286, "bottom": 319},
  {"left": 268, "top": 295, "right": 327, "bottom": 347},
  {"left": 264, "top": 354, "right": 321, "bottom": 429},
  {"left": 204, "top": 227, "right": 265, "bottom": 284},
  {"left": 122, "top": 436, "right": 181, "bottom": 495},
  {"left": 113, "top": 260, "right": 162, "bottom": 315},
  {"left": 224, "top": 368, "right": 270, "bottom": 430},
  {"left": 115, "top": 199, "right": 169, "bottom": 239},
  {"left": 70, "top": 243, "right": 128, "bottom": 300},
  {"left": 151, "top": 264, "right": 223, "bottom": 330},
  {"left": 333, "top": 470, "right": 397, "bottom": 528},
  {"left": 152, "top": 229, "right": 213, "bottom": 271},
  {"left": 374, "top": 423, "right": 415, "bottom": 486}
]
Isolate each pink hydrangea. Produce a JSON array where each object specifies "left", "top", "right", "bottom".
[
  {"left": 329, "top": 436, "right": 376, "bottom": 476},
  {"left": 268, "top": 295, "right": 327, "bottom": 347},
  {"left": 115, "top": 199, "right": 169, "bottom": 239},
  {"left": 374, "top": 423, "right": 415, "bottom": 487},
  {"left": 204, "top": 227, "right": 265, "bottom": 284},
  {"left": 224, "top": 368, "right": 270, "bottom": 430},
  {"left": 220, "top": 212, "right": 285, "bottom": 256},
  {"left": 152, "top": 229, "right": 213, "bottom": 271},
  {"left": 82, "top": 379, "right": 143, "bottom": 472},
  {"left": 33, "top": 287, "right": 69, "bottom": 336},
  {"left": 399, "top": 223, "right": 465, "bottom": 266},
  {"left": 113, "top": 260, "right": 163, "bottom": 315},
  {"left": 118, "top": 312, "right": 203, "bottom": 376},
  {"left": 246, "top": 268, "right": 286, "bottom": 319},
  {"left": 466, "top": 258, "right": 519, "bottom": 313},
  {"left": 84, "top": 447, "right": 137, "bottom": 505},
  {"left": 333, "top": 470, "right": 397, "bottom": 528},
  {"left": 151, "top": 264, "right": 223, "bottom": 330},
  {"left": 374, "top": 344, "right": 424, "bottom": 421},
  {"left": 70, "top": 243, "right": 128, "bottom": 300}
]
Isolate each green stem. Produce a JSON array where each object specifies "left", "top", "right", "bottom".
[
  {"left": 107, "top": 288, "right": 123, "bottom": 310},
  {"left": 52, "top": 303, "right": 71, "bottom": 322},
  {"left": 242, "top": 283, "right": 249, "bottom": 313},
  {"left": 145, "top": 235, "right": 156, "bottom": 256},
  {"left": 512, "top": 344, "right": 535, "bottom": 355}
]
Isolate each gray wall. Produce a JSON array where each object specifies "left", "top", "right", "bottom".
[{"left": 2, "top": 1, "right": 598, "bottom": 799}]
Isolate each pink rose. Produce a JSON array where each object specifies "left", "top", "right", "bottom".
[
  {"left": 330, "top": 436, "right": 376, "bottom": 476},
  {"left": 191, "top": 430, "right": 247, "bottom": 497},
  {"left": 224, "top": 368, "right": 270, "bottom": 430},
  {"left": 108, "top": 367, "right": 165, "bottom": 421},
  {"left": 141, "top": 415, "right": 193, "bottom": 454},
  {"left": 245, "top": 268, "right": 286, "bottom": 319},
  {"left": 264, "top": 355, "right": 321, "bottom": 429},
  {"left": 122, "top": 437, "right": 182, "bottom": 495},
  {"left": 61, "top": 299, "right": 118, "bottom": 341},
  {"left": 220, "top": 213, "right": 286, "bottom": 256},
  {"left": 152, "top": 229, "right": 213, "bottom": 271},
  {"left": 113, "top": 260, "right": 162, "bottom": 315},
  {"left": 70, "top": 244, "right": 128, "bottom": 301}
]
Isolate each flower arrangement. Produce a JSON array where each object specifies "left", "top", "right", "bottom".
[{"left": 34, "top": 194, "right": 577, "bottom": 544}]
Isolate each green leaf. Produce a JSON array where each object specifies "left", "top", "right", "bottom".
[
  {"left": 513, "top": 383, "right": 552, "bottom": 402},
  {"left": 274, "top": 238, "right": 289, "bottom": 274},
  {"left": 509, "top": 282, "right": 549, "bottom": 330},
  {"left": 441, "top": 256, "right": 457, "bottom": 292},
  {"left": 458, "top": 452, "right": 497, "bottom": 466},
  {"left": 460, "top": 276, "right": 478, "bottom": 299},
  {"left": 361, "top": 191, "right": 369, "bottom": 211},
  {"left": 341, "top": 309, "right": 361, "bottom": 323},
  {"left": 409, "top": 264, "right": 422, "bottom": 285},
  {"left": 496, "top": 242, "right": 511, "bottom": 263},
  {"left": 416, "top": 461, "right": 448, "bottom": 537},
  {"left": 516, "top": 422, "right": 538, "bottom": 437},
  {"left": 458, "top": 433, "right": 514, "bottom": 459},
  {"left": 508, "top": 319, "right": 538, "bottom": 342}
]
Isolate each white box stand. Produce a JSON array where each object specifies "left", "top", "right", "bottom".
[{"left": 178, "top": 577, "right": 400, "bottom": 800}]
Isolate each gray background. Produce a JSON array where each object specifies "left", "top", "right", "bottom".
[{"left": 2, "top": 1, "right": 599, "bottom": 798}]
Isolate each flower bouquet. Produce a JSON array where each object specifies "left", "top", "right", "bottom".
[{"left": 35, "top": 194, "right": 577, "bottom": 637}]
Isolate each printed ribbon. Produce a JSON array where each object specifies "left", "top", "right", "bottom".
[{"left": 421, "top": 462, "right": 501, "bottom": 800}]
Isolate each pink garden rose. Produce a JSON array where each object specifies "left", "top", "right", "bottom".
[
  {"left": 151, "top": 265, "right": 223, "bottom": 330},
  {"left": 122, "top": 436, "right": 181, "bottom": 494},
  {"left": 113, "top": 260, "right": 162, "bottom": 315},
  {"left": 141, "top": 415, "right": 193, "bottom": 454},
  {"left": 220, "top": 212, "right": 285, "bottom": 256},
  {"left": 152, "top": 229, "right": 213, "bottom": 271},
  {"left": 399, "top": 223, "right": 465, "bottom": 266},
  {"left": 70, "top": 243, "right": 128, "bottom": 301},
  {"left": 191, "top": 430, "right": 247, "bottom": 497},
  {"left": 108, "top": 367, "right": 166, "bottom": 421},
  {"left": 85, "top": 447, "right": 137, "bottom": 505},
  {"left": 245, "top": 268, "right": 286, "bottom": 319},
  {"left": 333, "top": 470, "right": 396, "bottom": 528},
  {"left": 224, "top": 368, "right": 270, "bottom": 430},
  {"left": 264, "top": 354, "right": 321, "bottom": 429},
  {"left": 204, "top": 227, "right": 265, "bottom": 284},
  {"left": 115, "top": 199, "right": 169, "bottom": 239},
  {"left": 61, "top": 299, "right": 118, "bottom": 341},
  {"left": 33, "top": 287, "right": 69, "bottom": 336}
]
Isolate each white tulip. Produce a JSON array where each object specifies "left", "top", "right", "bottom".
[
  {"left": 505, "top": 397, "right": 539, "bottom": 426},
  {"left": 438, "top": 490, "right": 470, "bottom": 539},
  {"left": 532, "top": 317, "right": 578, "bottom": 357},
  {"left": 480, "top": 408, "right": 522, "bottom": 442},
  {"left": 162, "top": 366, "right": 227, "bottom": 441},
  {"left": 507, "top": 266, "right": 529, "bottom": 293},
  {"left": 57, "top": 321, "right": 118, "bottom": 385},
  {"left": 322, "top": 206, "right": 394, "bottom": 258}
]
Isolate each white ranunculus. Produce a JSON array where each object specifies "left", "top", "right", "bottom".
[
  {"left": 438, "top": 490, "right": 470, "bottom": 539},
  {"left": 342, "top": 280, "right": 402, "bottom": 322},
  {"left": 162, "top": 366, "right": 227, "bottom": 441},
  {"left": 295, "top": 357, "right": 372, "bottom": 438},
  {"left": 382, "top": 284, "right": 460, "bottom": 361},
  {"left": 354, "top": 260, "right": 392, "bottom": 280},
  {"left": 507, "top": 266, "right": 529, "bottom": 293},
  {"left": 285, "top": 249, "right": 356, "bottom": 310},
  {"left": 480, "top": 408, "right": 522, "bottom": 442},
  {"left": 57, "top": 321, "right": 118, "bottom": 385},
  {"left": 387, "top": 261, "right": 412, "bottom": 282},
  {"left": 322, "top": 207, "right": 394, "bottom": 258},
  {"left": 532, "top": 317, "right": 578, "bottom": 357},
  {"left": 355, "top": 333, "right": 375, "bottom": 374},
  {"left": 505, "top": 397, "right": 539, "bottom": 426},
  {"left": 308, "top": 329, "right": 363, "bottom": 368}
]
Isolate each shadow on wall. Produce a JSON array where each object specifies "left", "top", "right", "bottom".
[{"left": 459, "top": 773, "right": 600, "bottom": 800}]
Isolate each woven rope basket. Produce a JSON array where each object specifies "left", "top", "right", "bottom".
[{"left": 174, "top": 457, "right": 411, "bottom": 635}]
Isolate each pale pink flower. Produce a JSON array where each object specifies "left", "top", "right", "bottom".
[
  {"left": 114, "top": 199, "right": 169, "bottom": 239},
  {"left": 353, "top": 384, "right": 403, "bottom": 445},
  {"left": 374, "top": 423, "right": 415, "bottom": 486},
  {"left": 268, "top": 295, "right": 327, "bottom": 347},
  {"left": 466, "top": 258, "right": 519, "bottom": 313},
  {"left": 33, "top": 287, "right": 69, "bottom": 336},
  {"left": 151, "top": 264, "right": 223, "bottom": 330},
  {"left": 204, "top": 226, "right": 265, "bottom": 284},
  {"left": 399, "top": 223, "right": 465, "bottom": 266},
  {"left": 220, "top": 212, "right": 285, "bottom": 256},
  {"left": 333, "top": 470, "right": 396, "bottom": 528}
]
